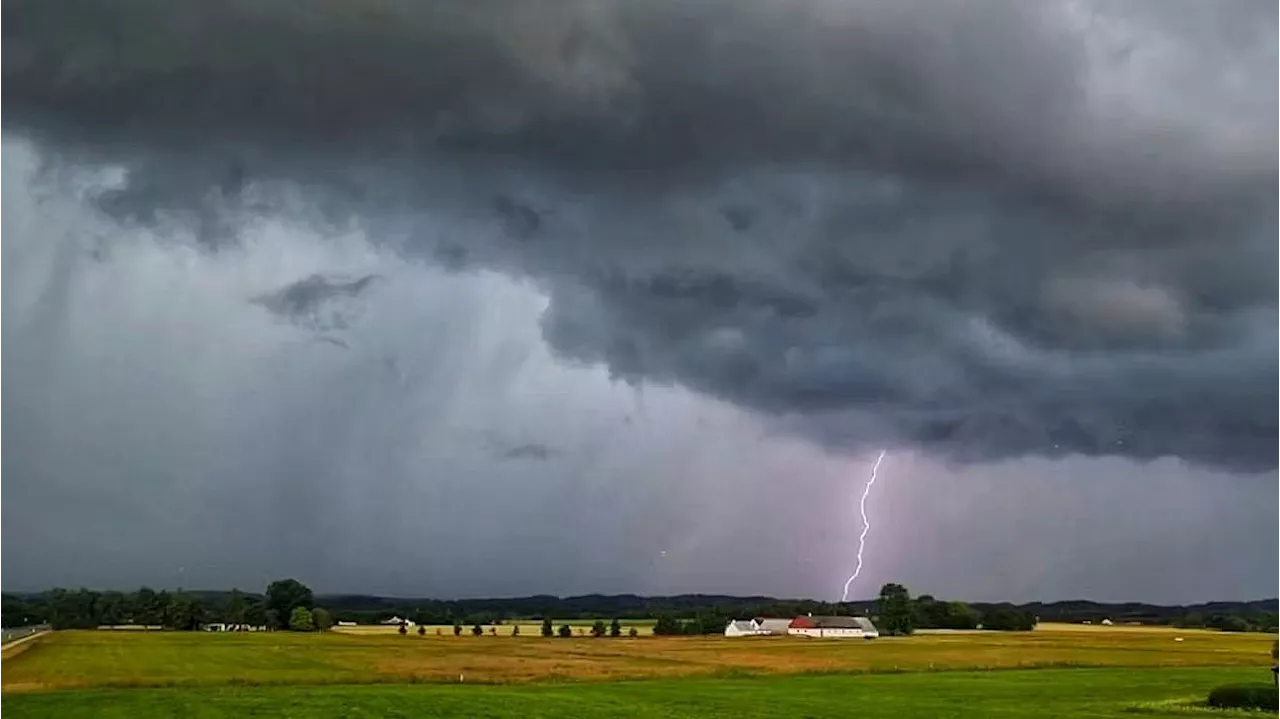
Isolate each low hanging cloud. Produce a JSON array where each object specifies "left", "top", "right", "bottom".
[{"left": 2, "top": 0, "right": 1276, "bottom": 472}]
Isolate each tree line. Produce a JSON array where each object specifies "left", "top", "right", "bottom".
[
  {"left": 1, "top": 579, "right": 331, "bottom": 632},
  {"left": 5, "top": 582, "right": 1275, "bottom": 634}
]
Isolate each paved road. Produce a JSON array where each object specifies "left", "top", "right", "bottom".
[{"left": 2, "top": 625, "right": 51, "bottom": 646}]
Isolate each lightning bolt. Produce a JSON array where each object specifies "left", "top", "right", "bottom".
[{"left": 841, "top": 449, "right": 887, "bottom": 603}]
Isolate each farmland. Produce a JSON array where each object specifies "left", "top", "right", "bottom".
[{"left": 2, "top": 625, "right": 1273, "bottom": 717}]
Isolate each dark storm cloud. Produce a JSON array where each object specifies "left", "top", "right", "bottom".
[
  {"left": 2, "top": 0, "right": 1276, "bottom": 471},
  {"left": 499, "top": 443, "right": 555, "bottom": 461}
]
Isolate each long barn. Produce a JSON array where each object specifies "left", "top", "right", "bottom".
[{"left": 787, "top": 615, "right": 879, "bottom": 639}]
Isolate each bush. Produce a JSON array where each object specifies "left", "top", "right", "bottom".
[
  {"left": 288, "top": 607, "right": 315, "bottom": 632},
  {"left": 1206, "top": 684, "right": 1278, "bottom": 711},
  {"left": 557, "top": 624, "right": 573, "bottom": 638},
  {"left": 980, "top": 607, "right": 1037, "bottom": 631},
  {"left": 310, "top": 608, "right": 333, "bottom": 632}
]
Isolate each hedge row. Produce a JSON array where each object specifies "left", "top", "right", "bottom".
[{"left": 1206, "top": 683, "right": 1277, "bottom": 711}]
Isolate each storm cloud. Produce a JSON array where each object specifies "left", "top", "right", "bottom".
[
  {"left": 1, "top": 0, "right": 1276, "bottom": 600},
  {"left": 4, "top": 0, "right": 1275, "bottom": 471}
]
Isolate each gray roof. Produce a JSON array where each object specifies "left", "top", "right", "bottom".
[
  {"left": 727, "top": 620, "right": 757, "bottom": 632},
  {"left": 810, "top": 616, "right": 878, "bottom": 631}
]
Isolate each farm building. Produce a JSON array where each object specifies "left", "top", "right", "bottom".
[
  {"left": 724, "top": 618, "right": 797, "bottom": 637},
  {"left": 203, "top": 623, "right": 267, "bottom": 632},
  {"left": 755, "top": 618, "right": 792, "bottom": 635},
  {"left": 725, "top": 616, "right": 873, "bottom": 638},
  {"left": 788, "top": 615, "right": 879, "bottom": 639},
  {"left": 725, "top": 620, "right": 760, "bottom": 637},
  {"left": 380, "top": 616, "right": 415, "bottom": 627}
]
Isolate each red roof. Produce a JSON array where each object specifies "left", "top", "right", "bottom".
[{"left": 789, "top": 616, "right": 816, "bottom": 629}]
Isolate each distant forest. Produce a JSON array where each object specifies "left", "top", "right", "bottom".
[{"left": 4, "top": 581, "right": 1276, "bottom": 635}]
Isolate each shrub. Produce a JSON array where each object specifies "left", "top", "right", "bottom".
[
  {"left": 557, "top": 624, "right": 573, "bottom": 638},
  {"left": 591, "top": 620, "right": 607, "bottom": 637},
  {"left": 310, "top": 608, "right": 333, "bottom": 632},
  {"left": 471, "top": 624, "right": 483, "bottom": 637},
  {"left": 540, "top": 618, "right": 554, "bottom": 637},
  {"left": 1206, "top": 684, "right": 1278, "bottom": 711},
  {"left": 289, "top": 607, "right": 316, "bottom": 632},
  {"left": 453, "top": 623, "right": 462, "bottom": 637},
  {"left": 628, "top": 627, "right": 639, "bottom": 638},
  {"left": 417, "top": 625, "right": 425, "bottom": 636}
]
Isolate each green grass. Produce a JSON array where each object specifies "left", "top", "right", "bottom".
[
  {"left": 2, "top": 667, "right": 1269, "bottom": 718},
  {"left": 5, "top": 627, "right": 1272, "bottom": 691},
  {"left": 4, "top": 627, "right": 1272, "bottom": 717}
]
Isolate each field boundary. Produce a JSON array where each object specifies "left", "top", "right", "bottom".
[{"left": 0, "top": 631, "right": 50, "bottom": 662}]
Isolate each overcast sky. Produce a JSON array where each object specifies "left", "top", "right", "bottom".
[{"left": 2, "top": 0, "right": 1276, "bottom": 604}]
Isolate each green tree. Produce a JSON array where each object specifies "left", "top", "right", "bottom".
[
  {"left": 265, "top": 579, "right": 314, "bottom": 629},
  {"left": 653, "top": 614, "right": 683, "bottom": 636},
  {"left": 166, "top": 592, "right": 205, "bottom": 631},
  {"left": 417, "top": 625, "right": 426, "bottom": 636},
  {"left": 980, "top": 606, "right": 1036, "bottom": 631},
  {"left": 609, "top": 618, "right": 622, "bottom": 638},
  {"left": 541, "top": 618, "right": 554, "bottom": 637},
  {"left": 134, "top": 587, "right": 161, "bottom": 627},
  {"left": 97, "top": 592, "right": 126, "bottom": 626},
  {"left": 245, "top": 601, "right": 267, "bottom": 629},
  {"left": 472, "top": 624, "right": 484, "bottom": 637},
  {"left": 591, "top": 620, "right": 607, "bottom": 637},
  {"left": 877, "top": 583, "right": 915, "bottom": 636},
  {"left": 289, "top": 606, "right": 316, "bottom": 631},
  {"left": 945, "top": 601, "right": 980, "bottom": 630},
  {"left": 628, "top": 627, "right": 639, "bottom": 638},
  {"left": 557, "top": 624, "right": 573, "bottom": 638},
  {"left": 224, "top": 590, "right": 247, "bottom": 626},
  {"left": 511, "top": 625, "right": 520, "bottom": 637},
  {"left": 399, "top": 622, "right": 408, "bottom": 635},
  {"left": 311, "top": 608, "right": 333, "bottom": 632},
  {"left": 155, "top": 590, "right": 174, "bottom": 627}
]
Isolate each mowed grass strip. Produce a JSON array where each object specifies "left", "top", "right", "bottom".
[
  {"left": 1, "top": 667, "right": 1268, "bottom": 719},
  {"left": 2, "top": 625, "right": 1271, "bottom": 692}
]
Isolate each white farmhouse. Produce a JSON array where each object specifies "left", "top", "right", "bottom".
[{"left": 724, "top": 620, "right": 760, "bottom": 637}]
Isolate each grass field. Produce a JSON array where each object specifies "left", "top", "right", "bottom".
[{"left": 2, "top": 625, "right": 1273, "bottom": 717}]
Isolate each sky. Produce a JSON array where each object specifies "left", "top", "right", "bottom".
[{"left": 1, "top": 0, "right": 1276, "bottom": 605}]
